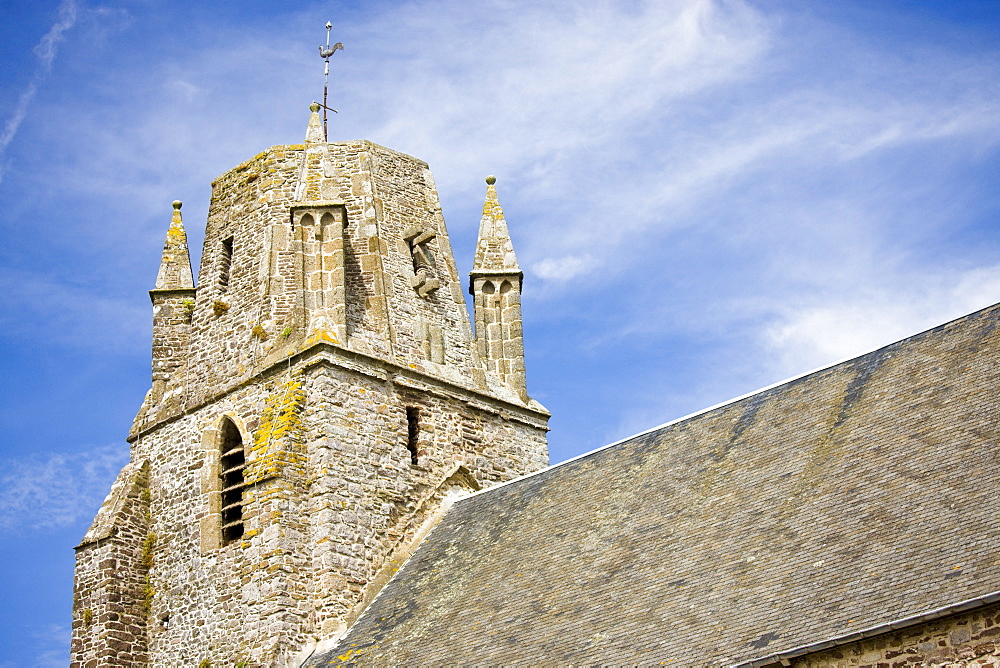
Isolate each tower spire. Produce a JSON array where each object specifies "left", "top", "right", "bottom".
[
  {"left": 154, "top": 200, "right": 194, "bottom": 290},
  {"left": 470, "top": 175, "right": 522, "bottom": 280},
  {"left": 149, "top": 200, "right": 197, "bottom": 390},
  {"left": 469, "top": 176, "right": 527, "bottom": 400},
  {"left": 305, "top": 102, "right": 325, "bottom": 144}
]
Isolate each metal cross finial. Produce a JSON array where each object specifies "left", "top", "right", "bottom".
[{"left": 318, "top": 21, "right": 344, "bottom": 141}]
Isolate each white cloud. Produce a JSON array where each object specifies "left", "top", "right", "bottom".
[
  {"left": 0, "top": 269, "right": 147, "bottom": 353},
  {"left": 0, "top": 0, "right": 77, "bottom": 181},
  {"left": 764, "top": 264, "right": 1000, "bottom": 375},
  {"left": 30, "top": 625, "right": 70, "bottom": 668},
  {"left": 0, "top": 82, "right": 40, "bottom": 163},
  {"left": 165, "top": 78, "right": 203, "bottom": 102},
  {"left": 360, "top": 0, "right": 769, "bottom": 187},
  {"left": 532, "top": 253, "right": 596, "bottom": 282},
  {"left": 0, "top": 444, "right": 128, "bottom": 531},
  {"left": 33, "top": 0, "right": 78, "bottom": 67},
  {"left": 490, "top": 9, "right": 1000, "bottom": 280}
]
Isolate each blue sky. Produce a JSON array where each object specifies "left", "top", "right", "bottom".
[{"left": 1, "top": 0, "right": 998, "bottom": 664}]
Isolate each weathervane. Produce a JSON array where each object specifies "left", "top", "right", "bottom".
[{"left": 318, "top": 21, "right": 344, "bottom": 141}]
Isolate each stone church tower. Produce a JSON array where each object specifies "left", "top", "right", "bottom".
[{"left": 71, "top": 105, "right": 550, "bottom": 667}]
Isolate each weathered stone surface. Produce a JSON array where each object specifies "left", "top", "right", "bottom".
[
  {"left": 72, "top": 462, "right": 151, "bottom": 667},
  {"left": 73, "top": 111, "right": 549, "bottom": 667},
  {"left": 469, "top": 178, "right": 527, "bottom": 400}
]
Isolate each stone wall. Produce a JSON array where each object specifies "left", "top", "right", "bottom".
[
  {"left": 790, "top": 603, "right": 1000, "bottom": 667},
  {"left": 471, "top": 274, "right": 525, "bottom": 397},
  {"left": 125, "top": 346, "right": 546, "bottom": 666},
  {"left": 149, "top": 289, "right": 194, "bottom": 387},
  {"left": 71, "top": 462, "right": 151, "bottom": 667},
  {"left": 188, "top": 140, "right": 479, "bottom": 401}
]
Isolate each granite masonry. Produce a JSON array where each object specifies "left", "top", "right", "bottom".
[{"left": 71, "top": 105, "right": 549, "bottom": 667}]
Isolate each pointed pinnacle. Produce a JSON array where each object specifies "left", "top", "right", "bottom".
[
  {"left": 154, "top": 200, "right": 195, "bottom": 290},
  {"left": 472, "top": 175, "right": 521, "bottom": 275},
  {"left": 305, "top": 102, "right": 324, "bottom": 143}
]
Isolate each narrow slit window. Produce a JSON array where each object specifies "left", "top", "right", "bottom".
[
  {"left": 219, "top": 236, "right": 234, "bottom": 292},
  {"left": 219, "top": 419, "right": 245, "bottom": 544},
  {"left": 405, "top": 407, "right": 420, "bottom": 465}
]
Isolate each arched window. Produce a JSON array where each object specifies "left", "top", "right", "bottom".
[
  {"left": 219, "top": 418, "right": 245, "bottom": 543},
  {"left": 320, "top": 211, "right": 336, "bottom": 233}
]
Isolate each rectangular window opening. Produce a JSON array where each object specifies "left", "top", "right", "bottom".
[
  {"left": 219, "top": 236, "right": 234, "bottom": 292},
  {"left": 406, "top": 407, "right": 420, "bottom": 466}
]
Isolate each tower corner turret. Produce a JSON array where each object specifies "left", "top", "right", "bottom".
[
  {"left": 149, "top": 200, "right": 196, "bottom": 389},
  {"left": 469, "top": 176, "right": 527, "bottom": 400}
]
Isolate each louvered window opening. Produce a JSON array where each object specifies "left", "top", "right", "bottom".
[{"left": 220, "top": 420, "right": 245, "bottom": 544}]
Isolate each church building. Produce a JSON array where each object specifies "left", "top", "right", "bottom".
[{"left": 72, "top": 104, "right": 1000, "bottom": 667}]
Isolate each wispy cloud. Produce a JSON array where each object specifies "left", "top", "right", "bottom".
[
  {"left": 33, "top": 625, "right": 69, "bottom": 668},
  {"left": 523, "top": 65, "right": 1000, "bottom": 272},
  {"left": 763, "top": 263, "right": 1000, "bottom": 376},
  {"left": 0, "top": 624, "right": 70, "bottom": 668},
  {"left": 0, "top": 0, "right": 77, "bottom": 183},
  {"left": 0, "top": 444, "right": 127, "bottom": 531},
  {"left": 355, "top": 0, "right": 769, "bottom": 191},
  {"left": 0, "top": 268, "right": 147, "bottom": 352},
  {"left": 532, "top": 253, "right": 596, "bottom": 282}
]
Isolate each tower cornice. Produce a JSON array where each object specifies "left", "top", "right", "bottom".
[{"left": 129, "top": 337, "right": 549, "bottom": 443}]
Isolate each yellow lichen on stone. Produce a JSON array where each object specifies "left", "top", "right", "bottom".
[
  {"left": 303, "top": 328, "right": 339, "bottom": 347},
  {"left": 247, "top": 378, "right": 306, "bottom": 483}
]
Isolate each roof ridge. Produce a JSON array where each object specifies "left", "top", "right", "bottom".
[{"left": 458, "top": 298, "right": 1000, "bottom": 504}]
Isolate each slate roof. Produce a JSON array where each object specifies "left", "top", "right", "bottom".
[{"left": 308, "top": 302, "right": 1000, "bottom": 666}]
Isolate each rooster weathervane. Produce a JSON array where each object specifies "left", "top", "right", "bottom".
[{"left": 317, "top": 21, "right": 344, "bottom": 141}]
